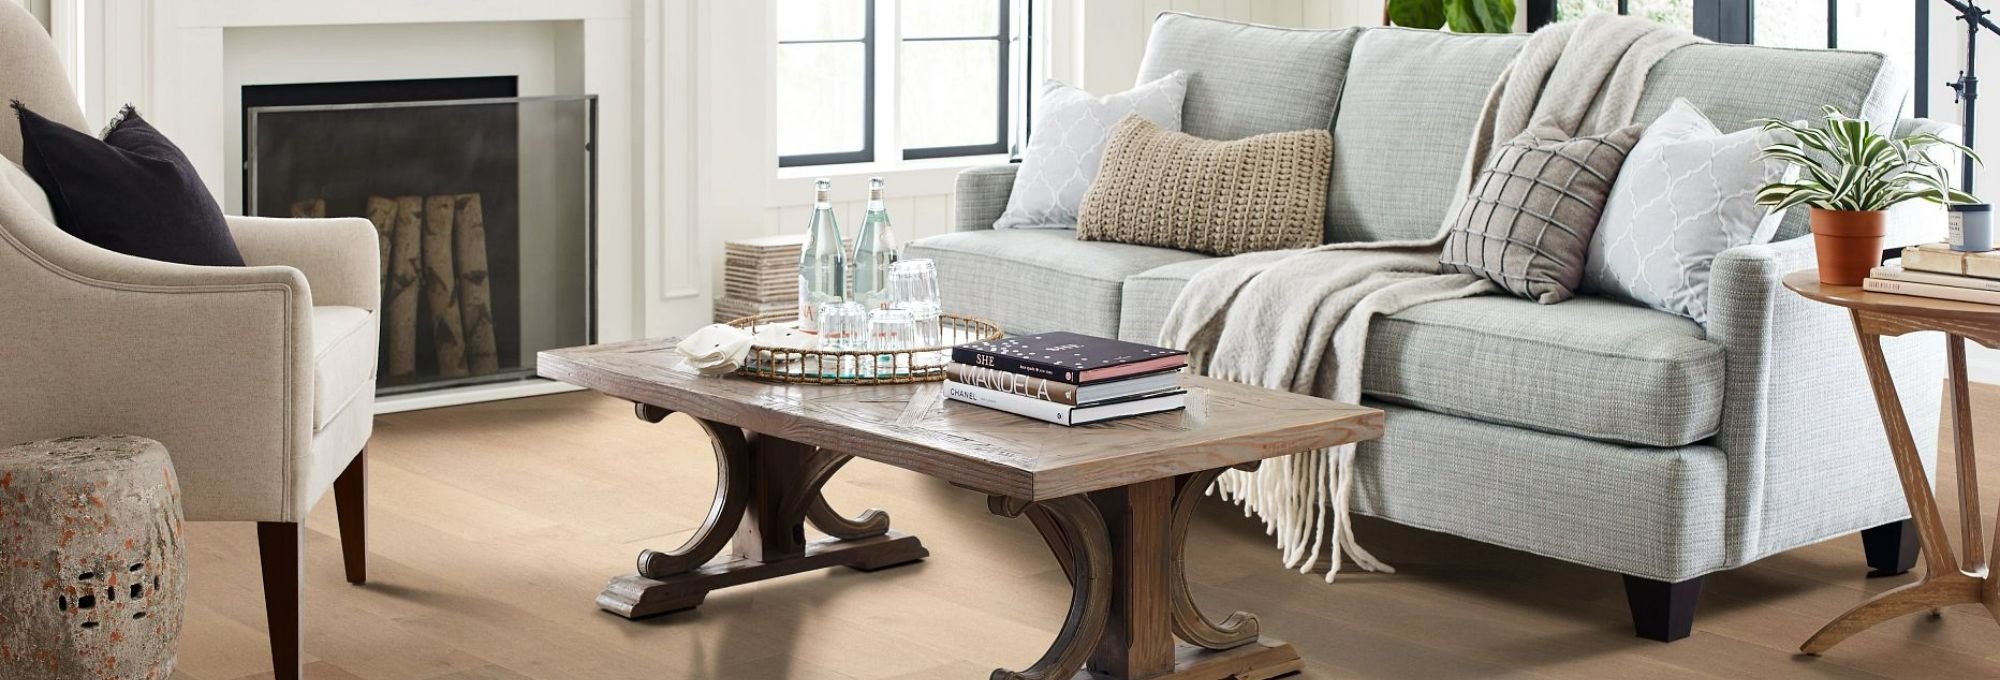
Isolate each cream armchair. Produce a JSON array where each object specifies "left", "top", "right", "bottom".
[{"left": 0, "top": 4, "right": 374, "bottom": 678}]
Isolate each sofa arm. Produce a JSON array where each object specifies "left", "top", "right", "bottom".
[
  {"left": 953, "top": 164, "right": 1017, "bottom": 231},
  {"left": 1705, "top": 235, "right": 1941, "bottom": 568},
  {"left": 228, "top": 215, "right": 381, "bottom": 310}
]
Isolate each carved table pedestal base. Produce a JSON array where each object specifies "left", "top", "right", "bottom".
[{"left": 596, "top": 403, "right": 929, "bottom": 619}]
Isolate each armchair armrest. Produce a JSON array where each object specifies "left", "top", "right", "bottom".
[
  {"left": 953, "top": 164, "right": 1018, "bottom": 232},
  {"left": 0, "top": 200, "right": 318, "bottom": 522},
  {"left": 227, "top": 215, "right": 381, "bottom": 310},
  {"left": 1705, "top": 235, "right": 1941, "bottom": 568}
]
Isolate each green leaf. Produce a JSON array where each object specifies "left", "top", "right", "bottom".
[
  {"left": 1386, "top": 0, "right": 1446, "bottom": 29},
  {"left": 1468, "top": 0, "right": 1516, "bottom": 33}
]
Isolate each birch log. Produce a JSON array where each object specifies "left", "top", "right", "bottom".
[
  {"left": 288, "top": 198, "right": 325, "bottom": 218},
  {"left": 453, "top": 193, "right": 500, "bottom": 375},
  {"left": 365, "top": 196, "right": 397, "bottom": 284},
  {"left": 424, "top": 195, "right": 469, "bottom": 378},
  {"left": 386, "top": 196, "right": 424, "bottom": 384}
]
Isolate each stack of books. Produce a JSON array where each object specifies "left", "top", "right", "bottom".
[
  {"left": 1865, "top": 243, "right": 2000, "bottom": 305},
  {"left": 943, "top": 332, "right": 1189, "bottom": 426},
  {"left": 716, "top": 234, "right": 809, "bottom": 323}
]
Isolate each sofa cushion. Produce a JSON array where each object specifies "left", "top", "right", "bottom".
[
  {"left": 1134, "top": 13, "right": 1360, "bottom": 143},
  {"left": 1636, "top": 42, "right": 1908, "bottom": 240},
  {"left": 1078, "top": 116, "right": 1329, "bottom": 256},
  {"left": 905, "top": 229, "right": 1209, "bottom": 338},
  {"left": 1364, "top": 296, "right": 1724, "bottom": 447},
  {"left": 311, "top": 305, "right": 377, "bottom": 431},
  {"left": 1118, "top": 262, "right": 1724, "bottom": 447},
  {"left": 1330, "top": 29, "right": 1527, "bottom": 244}
]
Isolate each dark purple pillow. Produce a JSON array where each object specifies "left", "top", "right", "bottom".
[{"left": 14, "top": 102, "right": 243, "bottom": 266}]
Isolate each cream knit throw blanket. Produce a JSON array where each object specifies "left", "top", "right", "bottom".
[{"left": 1158, "top": 15, "right": 1698, "bottom": 581}]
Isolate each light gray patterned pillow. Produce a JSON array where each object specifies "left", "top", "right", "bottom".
[
  {"left": 1441, "top": 124, "right": 1644, "bottom": 304},
  {"left": 994, "top": 72, "right": 1189, "bottom": 230},
  {"left": 1584, "top": 99, "right": 1796, "bottom": 323}
]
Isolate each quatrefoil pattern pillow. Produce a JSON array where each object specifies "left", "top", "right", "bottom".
[
  {"left": 1584, "top": 98, "right": 1796, "bottom": 323},
  {"left": 994, "top": 71, "right": 1189, "bottom": 230}
]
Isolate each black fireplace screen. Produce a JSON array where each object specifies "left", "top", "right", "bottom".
[{"left": 246, "top": 91, "right": 595, "bottom": 395}]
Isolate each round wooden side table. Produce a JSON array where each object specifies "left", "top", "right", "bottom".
[
  {"left": 0, "top": 435, "right": 186, "bottom": 678},
  {"left": 1784, "top": 269, "right": 2000, "bottom": 654}
]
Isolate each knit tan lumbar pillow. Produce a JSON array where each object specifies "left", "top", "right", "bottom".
[{"left": 1077, "top": 115, "right": 1329, "bottom": 256}]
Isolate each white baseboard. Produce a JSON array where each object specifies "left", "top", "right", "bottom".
[{"left": 374, "top": 379, "right": 584, "bottom": 414}]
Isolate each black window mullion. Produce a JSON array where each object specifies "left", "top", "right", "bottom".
[
  {"left": 1827, "top": 0, "right": 1838, "bottom": 48},
  {"left": 779, "top": 0, "right": 877, "bottom": 168},
  {"left": 1693, "top": 0, "right": 1753, "bottom": 43}
]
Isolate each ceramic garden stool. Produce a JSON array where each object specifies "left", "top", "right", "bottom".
[{"left": 0, "top": 435, "right": 186, "bottom": 679}]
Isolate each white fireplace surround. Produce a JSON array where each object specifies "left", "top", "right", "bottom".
[{"left": 64, "top": 0, "right": 711, "bottom": 412}]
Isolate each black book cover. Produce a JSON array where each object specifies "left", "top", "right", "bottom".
[{"left": 950, "top": 332, "right": 1188, "bottom": 383}]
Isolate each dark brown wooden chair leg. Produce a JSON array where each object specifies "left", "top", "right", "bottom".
[
  {"left": 334, "top": 450, "right": 368, "bottom": 584},
  {"left": 1861, "top": 518, "right": 1920, "bottom": 577},
  {"left": 257, "top": 521, "right": 304, "bottom": 680},
  {"left": 1623, "top": 574, "right": 1701, "bottom": 643}
]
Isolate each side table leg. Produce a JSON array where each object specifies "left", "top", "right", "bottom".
[
  {"left": 597, "top": 404, "right": 928, "bottom": 619},
  {"left": 1804, "top": 327, "right": 1981, "bottom": 654}
]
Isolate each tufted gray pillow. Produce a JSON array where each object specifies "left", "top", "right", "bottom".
[
  {"left": 1440, "top": 124, "right": 1644, "bottom": 304},
  {"left": 994, "top": 71, "right": 1189, "bottom": 230}
]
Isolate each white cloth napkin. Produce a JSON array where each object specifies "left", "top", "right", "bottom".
[{"left": 676, "top": 324, "right": 755, "bottom": 375}]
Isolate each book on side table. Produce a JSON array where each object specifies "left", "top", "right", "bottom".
[
  {"left": 944, "top": 332, "right": 1188, "bottom": 425},
  {"left": 1866, "top": 245, "right": 2000, "bottom": 306}
]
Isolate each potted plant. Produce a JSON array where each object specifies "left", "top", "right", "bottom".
[{"left": 1756, "top": 106, "right": 1980, "bottom": 285}]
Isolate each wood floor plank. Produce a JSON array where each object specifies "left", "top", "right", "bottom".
[{"left": 162, "top": 386, "right": 2000, "bottom": 679}]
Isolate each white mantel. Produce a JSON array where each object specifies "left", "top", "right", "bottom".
[{"left": 68, "top": 0, "right": 709, "bottom": 410}]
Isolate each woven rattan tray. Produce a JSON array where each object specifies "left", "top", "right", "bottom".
[{"left": 724, "top": 312, "right": 1002, "bottom": 384}]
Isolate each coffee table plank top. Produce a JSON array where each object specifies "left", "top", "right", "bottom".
[{"left": 540, "top": 338, "right": 1383, "bottom": 500}]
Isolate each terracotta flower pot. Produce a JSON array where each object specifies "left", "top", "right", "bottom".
[{"left": 1810, "top": 208, "right": 1887, "bottom": 286}]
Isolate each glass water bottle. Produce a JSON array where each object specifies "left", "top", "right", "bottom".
[
  {"left": 797, "top": 178, "right": 846, "bottom": 332},
  {"left": 850, "top": 177, "right": 900, "bottom": 310}
]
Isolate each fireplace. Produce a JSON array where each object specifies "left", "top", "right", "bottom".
[{"left": 244, "top": 78, "right": 596, "bottom": 395}]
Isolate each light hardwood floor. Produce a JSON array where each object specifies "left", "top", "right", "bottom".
[{"left": 170, "top": 385, "right": 2000, "bottom": 680}]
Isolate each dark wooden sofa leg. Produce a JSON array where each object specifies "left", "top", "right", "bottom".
[
  {"left": 1860, "top": 518, "right": 1919, "bottom": 577},
  {"left": 258, "top": 521, "right": 304, "bottom": 680},
  {"left": 334, "top": 450, "right": 368, "bottom": 584},
  {"left": 1623, "top": 574, "right": 1701, "bottom": 642}
]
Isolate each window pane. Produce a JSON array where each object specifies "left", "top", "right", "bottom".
[
  {"left": 777, "top": 0, "right": 868, "bottom": 42},
  {"left": 901, "top": 0, "right": 999, "bottom": 38},
  {"left": 900, "top": 40, "right": 1000, "bottom": 150},
  {"left": 1755, "top": 0, "right": 1830, "bottom": 48},
  {"left": 777, "top": 43, "right": 868, "bottom": 158},
  {"left": 1628, "top": 0, "right": 1692, "bottom": 28},
  {"left": 1556, "top": 0, "right": 1617, "bottom": 19},
  {"left": 1838, "top": 0, "right": 1912, "bottom": 54}
]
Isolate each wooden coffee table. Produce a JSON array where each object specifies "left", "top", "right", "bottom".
[{"left": 539, "top": 338, "right": 1382, "bottom": 680}]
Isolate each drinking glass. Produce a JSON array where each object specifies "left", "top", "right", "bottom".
[
  {"left": 888, "top": 259, "right": 943, "bottom": 364},
  {"left": 868, "top": 308, "right": 918, "bottom": 374},
  {"left": 816, "top": 301, "right": 867, "bottom": 377}
]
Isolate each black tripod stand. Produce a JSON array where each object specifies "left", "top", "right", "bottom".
[{"left": 1944, "top": 0, "right": 2000, "bottom": 194}]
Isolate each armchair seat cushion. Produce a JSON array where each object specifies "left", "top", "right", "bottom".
[
  {"left": 311, "top": 305, "right": 377, "bottom": 431},
  {"left": 1118, "top": 259, "right": 1724, "bottom": 447}
]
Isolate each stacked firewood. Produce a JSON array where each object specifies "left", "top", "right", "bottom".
[{"left": 294, "top": 194, "right": 499, "bottom": 384}]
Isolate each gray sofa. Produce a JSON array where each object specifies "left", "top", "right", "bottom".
[{"left": 909, "top": 13, "right": 1943, "bottom": 641}]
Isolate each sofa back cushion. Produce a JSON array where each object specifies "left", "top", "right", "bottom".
[
  {"left": 1329, "top": 29, "right": 1527, "bottom": 243},
  {"left": 1134, "top": 13, "right": 1361, "bottom": 143},
  {"left": 1634, "top": 43, "right": 1908, "bottom": 240}
]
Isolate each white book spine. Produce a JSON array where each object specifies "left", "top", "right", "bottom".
[
  {"left": 1872, "top": 265, "right": 2000, "bottom": 292},
  {"left": 1863, "top": 277, "right": 2000, "bottom": 305},
  {"left": 942, "top": 381, "right": 1073, "bottom": 425}
]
